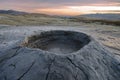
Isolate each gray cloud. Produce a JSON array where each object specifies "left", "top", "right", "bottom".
[
  {"left": 21, "top": 0, "right": 120, "bottom": 3},
  {"left": 0, "top": 0, "right": 119, "bottom": 11},
  {"left": 1, "top": 0, "right": 119, "bottom": 7},
  {"left": 0, "top": 0, "right": 119, "bottom": 4}
]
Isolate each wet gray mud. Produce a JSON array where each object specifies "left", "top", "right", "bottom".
[{"left": 23, "top": 31, "right": 90, "bottom": 54}]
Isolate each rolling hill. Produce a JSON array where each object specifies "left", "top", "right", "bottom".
[
  {"left": 78, "top": 14, "right": 120, "bottom": 21},
  {"left": 0, "top": 10, "right": 120, "bottom": 26}
]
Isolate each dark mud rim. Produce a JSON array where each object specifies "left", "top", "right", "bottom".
[{"left": 22, "top": 30, "right": 91, "bottom": 55}]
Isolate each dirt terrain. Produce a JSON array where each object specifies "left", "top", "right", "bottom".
[
  {"left": 0, "top": 25, "right": 120, "bottom": 57},
  {"left": 0, "top": 25, "right": 120, "bottom": 80}
]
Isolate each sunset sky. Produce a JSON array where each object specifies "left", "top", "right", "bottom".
[{"left": 0, "top": 0, "right": 120, "bottom": 15}]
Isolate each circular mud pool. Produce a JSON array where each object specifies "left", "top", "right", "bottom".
[{"left": 23, "top": 30, "right": 90, "bottom": 54}]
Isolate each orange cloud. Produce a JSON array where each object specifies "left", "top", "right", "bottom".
[
  {"left": 0, "top": 0, "right": 119, "bottom": 15},
  {"left": 34, "top": 6, "right": 120, "bottom": 15},
  {"left": 34, "top": 8, "right": 86, "bottom": 16}
]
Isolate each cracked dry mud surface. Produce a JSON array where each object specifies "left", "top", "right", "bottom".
[{"left": 0, "top": 26, "right": 120, "bottom": 80}]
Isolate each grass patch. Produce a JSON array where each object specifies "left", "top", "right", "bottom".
[
  {"left": 0, "top": 14, "right": 120, "bottom": 26},
  {"left": 68, "top": 17, "right": 120, "bottom": 26}
]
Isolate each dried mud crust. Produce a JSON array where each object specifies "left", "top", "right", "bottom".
[
  {"left": 22, "top": 30, "right": 90, "bottom": 54},
  {"left": 0, "top": 28, "right": 120, "bottom": 80}
]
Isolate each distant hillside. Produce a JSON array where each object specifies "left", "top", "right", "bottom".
[
  {"left": 68, "top": 14, "right": 120, "bottom": 26},
  {"left": 0, "top": 10, "right": 53, "bottom": 17},
  {"left": 0, "top": 10, "right": 28, "bottom": 15},
  {"left": 78, "top": 14, "right": 120, "bottom": 21},
  {"left": 0, "top": 10, "right": 120, "bottom": 26},
  {"left": 0, "top": 10, "right": 67, "bottom": 26}
]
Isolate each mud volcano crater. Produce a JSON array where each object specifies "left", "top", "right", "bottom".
[
  {"left": 23, "top": 30, "right": 90, "bottom": 54},
  {"left": 0, "top": 30, "right": 120, "bottom": 80}
]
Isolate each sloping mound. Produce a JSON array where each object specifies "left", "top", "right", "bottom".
[{"left": 0, "top": 30, "right": 120, "bottom": 80}]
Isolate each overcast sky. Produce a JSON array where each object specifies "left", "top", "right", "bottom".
[{"left": 0, "top": 0, "right": 120, "bottom": 15}]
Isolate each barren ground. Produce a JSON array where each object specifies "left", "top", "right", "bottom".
[{"left": 0, "top": 25, "right": 120, "bottom": 59}]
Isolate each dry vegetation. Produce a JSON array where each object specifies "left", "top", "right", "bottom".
[
  {"left": 0, "top": 13, "right": 120, "bottom": 26},
  {"left": 0, "top": 14, "right": 69, "bottom": 26},
  {"left": 68, "top": 17, "right": 120, "bottom": 26}
]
